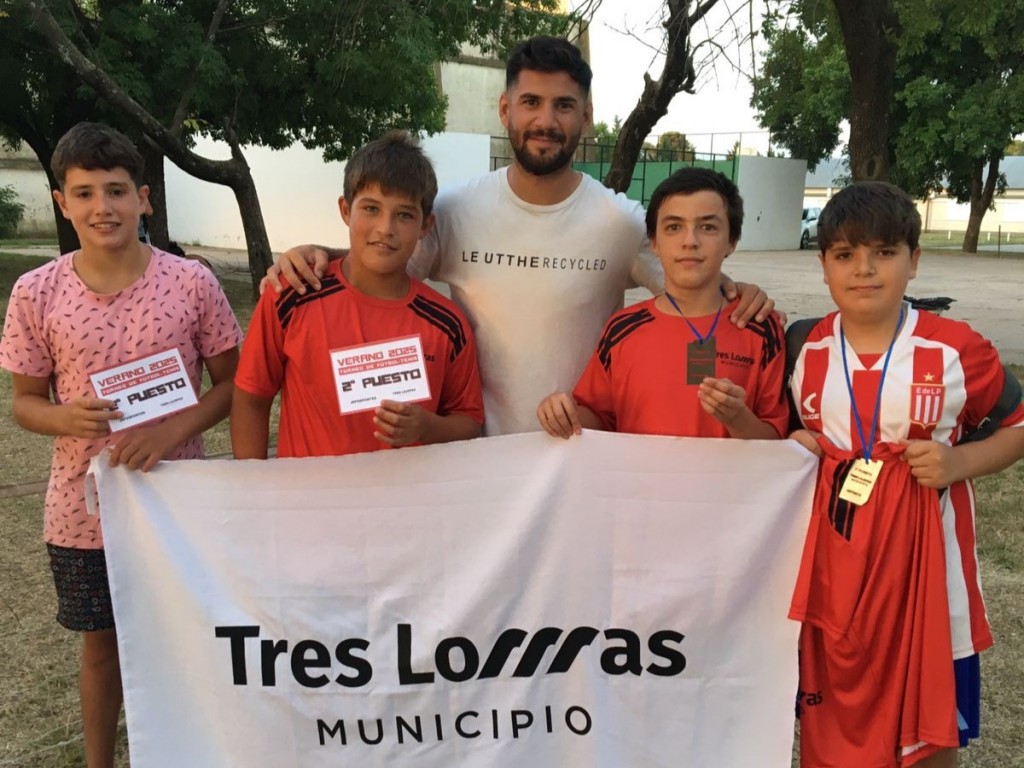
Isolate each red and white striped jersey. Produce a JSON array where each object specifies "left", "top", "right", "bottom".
[{"left": 790, "top": 308, "right": 1024, "bottom": 657}]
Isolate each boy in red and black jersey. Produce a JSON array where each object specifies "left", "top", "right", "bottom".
[
  {"left": 232, "top": 132, "right": 483, "bottom": 458},
  {"left": 536, "top": 168, "right": 787, "bottom": 440}
]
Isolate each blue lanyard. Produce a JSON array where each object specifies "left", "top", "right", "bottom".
[
  {"left": 665, "top": 292, "right": 723, "bottom": 343},
  {"left": 839, "top": 305, "right": 904, "bottom": 462}
]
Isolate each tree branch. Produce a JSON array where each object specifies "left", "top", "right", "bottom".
[
  {"left": 689, "top": 0, "right": 719, "bottom": 26},
  {"left": 605, "top": 0, "right": 725, "bottom": 191},
  {"left": 170, "top": 0, "right": 234, "bottom": 136},
  {"left": 26, "top": 0, "right": 244, "bottom": 186}
]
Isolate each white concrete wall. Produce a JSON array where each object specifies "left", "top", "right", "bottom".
[
  {"left": 0, "top": 144, "right": 57, "bottom": 236},
  {"left": 4, "top": 168, "right": 55, "bottom": 236},
  {"left": 924, "top": 195, "right": 1024, "bottom": 234},
  {"left": 164, "top": 132, "right": 490, "bottom": 252},
  {"left": 439, "top": 61, "right": 506, "bottom": 136},
  {"left": 735, "top": 156, "right": 808, "bottom": 250},
  {"left": 807, "top": 190, "right": 1024, "bottom": 236}
]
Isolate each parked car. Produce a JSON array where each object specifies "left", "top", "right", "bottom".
[{"left": 801, "top": 206, "right": 821, "bottom": 249}]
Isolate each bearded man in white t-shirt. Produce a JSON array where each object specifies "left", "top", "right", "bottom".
[{"left": 267, "top": 36, "right": 774, "bottom": 436}]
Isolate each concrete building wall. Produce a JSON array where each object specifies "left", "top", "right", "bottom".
[
  {"left": 735, "top": 156, "right": 808, "bottom": 251},
  {"left": 164, "top": 132, "right": 491, "bottom": 252},
  {"left": 923, "top": 195, "right": 1024, "bottom": 235},
  {"left": 804, "top": 190, "right": 1024, "bottom": 236},
  {"left": 0, "top": 144, "right": 57, "bottom": 237},
  {"left": 438, "top": 59, "right": 506, "bottom": 136},
  {"left": 805, "top": 156, "right": 1024, "bottom": 235}
]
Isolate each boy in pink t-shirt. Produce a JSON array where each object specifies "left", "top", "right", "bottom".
[{"left": 0, "top": 122, "right": 241, "bottom": 767}]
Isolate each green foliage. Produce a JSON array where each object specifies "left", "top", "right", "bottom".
[
  {"left": 0, "top": 186, "right": 26, "bottom": 238},
  {"left": 753, "top": 0, "right": 1024, "bottom": 200},
  {"left": 0, "top": 0, "right": 570, "bottom": 186},
  {"left": 0, "top": 3, "right": 101, "bottom": 161},
  {"left": 1007, "top": 139, "right": 1024, "bottom": 156},
  {"left": 582, "top": 117, "right": 622, "bottom": 163},
  {"left": 56, "top": 0, "right": 568, "bottom": 160},
  {"left": 750, "top": 0, "right": 849, "bottom": 166},
  {"left": 649, "top": 132, "right": 697, "bottom": 161},
  {"left": 891, "top": 0, "right": 1024, "bottom": 203},
  {"left": 592, "top": 117, "right": 623, "bottom": 146}
]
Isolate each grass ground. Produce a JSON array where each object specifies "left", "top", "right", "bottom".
[
  {"left": 1, "top": 253, "right": 1022, "bottom": 766},
  {"left": 920, "top": 230, "right": 1024, "bottom": 250}
]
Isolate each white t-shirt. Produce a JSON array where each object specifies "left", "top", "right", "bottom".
[{"left": 409, "top": 167, "right": 663, "bottom": 436}]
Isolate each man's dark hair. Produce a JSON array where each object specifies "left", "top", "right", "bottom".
[
  {"left": 506, "top": 36, "right": 592, "bottom": 95},
  {"left": 343, "top": 131, "right": 438, "bottom": 217},
  {"left": 51, "top": 122, "right": 145, "bottom": 189},
  {"left": 645, "top": 168, "right": 744, "bottom": 243},
  {"left": 818, "top": 181, "right": 921, "bottom": 252}
]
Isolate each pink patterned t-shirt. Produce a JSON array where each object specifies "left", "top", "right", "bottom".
[{"left": 0, "top": 249, "right": 242, "bottom": 548}]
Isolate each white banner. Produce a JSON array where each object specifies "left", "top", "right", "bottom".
[{"left": 91, "top": 432, "right": 816, "bottom": 768}]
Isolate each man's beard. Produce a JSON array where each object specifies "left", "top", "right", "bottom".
[{"left": 510, "top": 128, "right": 581, "bottom": 176}]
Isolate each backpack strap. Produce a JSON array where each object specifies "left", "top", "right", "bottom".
[
  {"left": 784, "top": 318, "right": 821, "bottom": 385},
  {"left": 960, "top": 365, "right": 1023, "bottom": 444},
  {"left": 784, "top": 318, "right": 821, "bottom": 433}
]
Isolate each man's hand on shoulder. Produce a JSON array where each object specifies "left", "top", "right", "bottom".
[
  {"left": 721, "top": 276, "right": 784, "bottom": 328},
  {"left": 260, "top": 244, "right": 335, "bottom": 295}
]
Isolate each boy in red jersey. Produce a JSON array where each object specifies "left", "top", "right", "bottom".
[
  {"left": 789, "top": 181, "right": 1024, "bottom": 767},
  {"left": 232, "top": 132, "right": 483, "bottom": 458},
  {"left": 536, "top": 168, "right": 787, "bottom": 440}
]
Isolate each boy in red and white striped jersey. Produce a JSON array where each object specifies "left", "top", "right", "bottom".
[{"left": 789, "top": 181, "right": 1024, "bottom": 768}]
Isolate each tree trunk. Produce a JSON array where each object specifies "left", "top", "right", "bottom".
[
  {"left": 833, "top": 0, "right": 898, "bottom": 181},
  {"left": 51, "top": 192, "right": 80, "bottom": 254},
  {"left": 139, "top": 141, "right": 170, "bottom": 250},
  {"left": 604, "top": 0, "right": 719, "bottom": 194},
  {"left": 9, "top": 124, "right": 80, "bottom": 253},
  {"left": 233, "top": 177, "right": 273, "bottom": 294},
  {"left": 607, "top": 101, "right": 660, "bottom": 194},
  {"left": 42, "top": 169, "right": 80, "bottom": 254},
  {"left": 961, "top": 153, "right": 1001, "bottom": 253},
  {"left": 27, "top": 0, "right": 274, "bottom": 291}
]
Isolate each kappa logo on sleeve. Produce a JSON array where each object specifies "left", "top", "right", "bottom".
[{"left": 801, "top": 393, "right": 820, "bottom": 423}]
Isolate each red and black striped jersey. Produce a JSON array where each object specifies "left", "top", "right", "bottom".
[
  {"left": 236, "top": 259, "right": 483, "bottom": 458},
  {"left": 573, "top": 297, "right": 788, "bottom": 438}
]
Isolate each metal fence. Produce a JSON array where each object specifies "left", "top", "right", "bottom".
[{"left": 490, "top": 136, "right": 740, "bottom": 206}]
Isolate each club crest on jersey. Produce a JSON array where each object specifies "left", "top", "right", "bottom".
[{"left": 910, "top": 384, "right": 944, "bottom": 429}]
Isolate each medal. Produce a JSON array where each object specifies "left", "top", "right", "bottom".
[
  {"left": 838, "top": 458, "right": 884, "bottom": 504},
  {"left": 838, "top": 306, "right": 905, "bottom": 505},
  {"left": 665, "top": 292, "right": 723, "bottom": 385},
  {"left": 686, "top": 338, "right": 717, "bottom": 384}
]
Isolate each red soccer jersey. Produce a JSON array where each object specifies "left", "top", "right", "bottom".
[
  {"left": 573, "top": 297, "right": 788, "bottom": 438},
  {"left": 235, "top": 260, "right": 484, "bottom": 458},
  {"left": 790, "top": 308, "right": 1024, "bottom": 658},
  {"left": 791, "top": 440, "right": 959, "bottom": 768}
]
